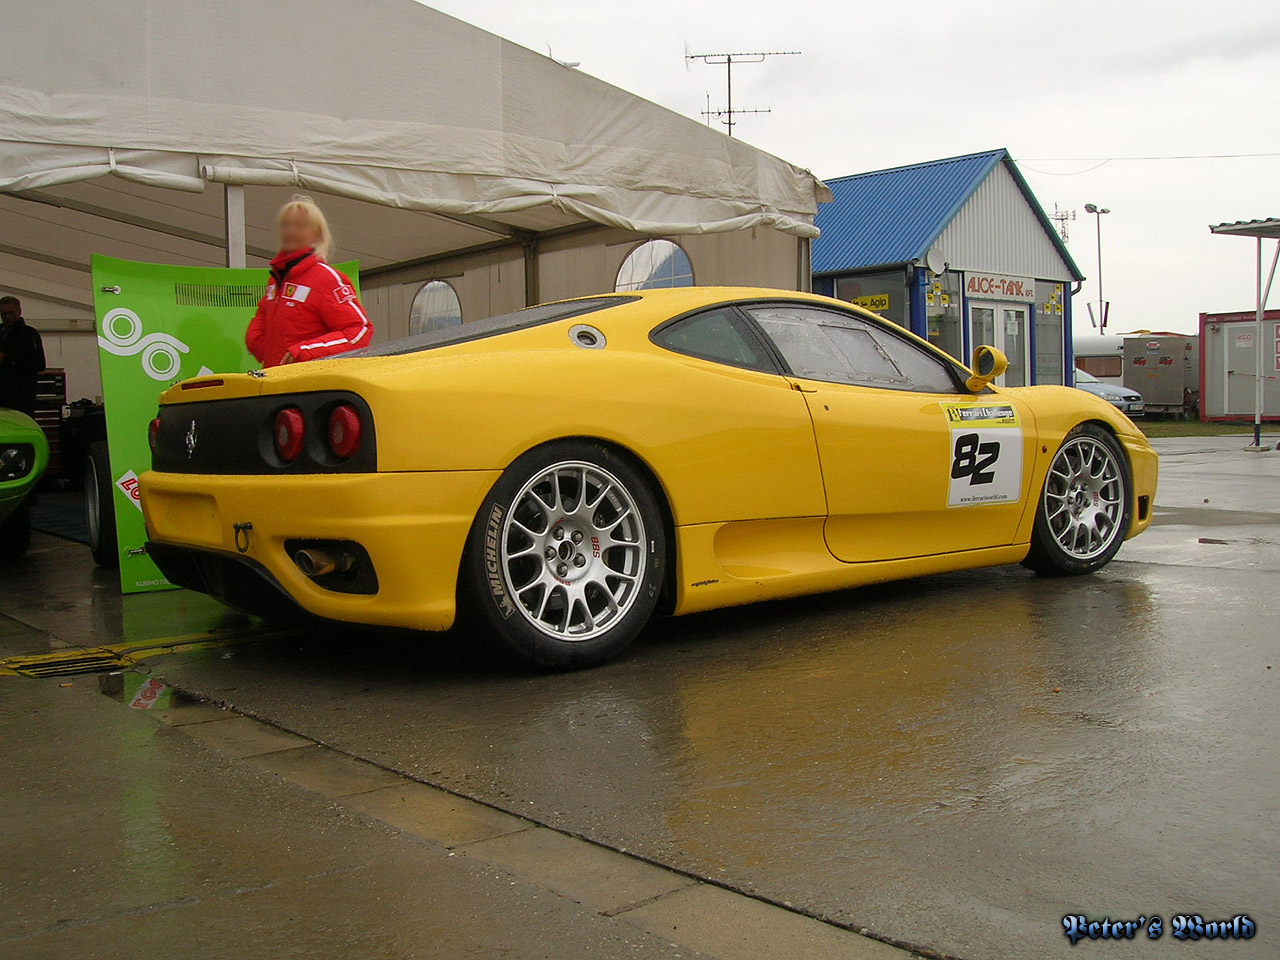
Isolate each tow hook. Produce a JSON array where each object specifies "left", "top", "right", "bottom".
[{"left": 233, "top": 522, "right": 253, "bottom": 554}]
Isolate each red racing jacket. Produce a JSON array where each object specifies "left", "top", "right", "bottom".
[{"left": 246, "top": 249, "right": 373, "bottom": 367}]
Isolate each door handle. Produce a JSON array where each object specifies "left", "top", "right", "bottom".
[{"left": 789, "top": 381, "right": 817, "bottom": 394}]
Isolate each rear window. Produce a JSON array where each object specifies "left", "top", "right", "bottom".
[
  {"left": 651, "top": 306, "right": 778, "bottom": 373},
  {"left": 355, "top": 296, "right": 637, "bottom": 357}
]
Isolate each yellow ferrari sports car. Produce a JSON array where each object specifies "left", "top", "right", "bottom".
[{"left": 141, "top": 288, "right": 1157, "bottom": 668}]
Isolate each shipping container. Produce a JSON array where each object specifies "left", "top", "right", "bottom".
[{"left": 1199, "top": 309, "right": 1280, "bottom": 422}]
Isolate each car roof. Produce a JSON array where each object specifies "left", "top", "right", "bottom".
[{"left": 356, "top": 287, "right": 851, "bottom": 359}]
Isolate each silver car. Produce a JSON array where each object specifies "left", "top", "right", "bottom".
[{"left": 1074, "top": 368, "right": 1144, "bottom": 417}]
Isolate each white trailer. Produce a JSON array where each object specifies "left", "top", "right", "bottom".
[{"left": 1072, "top": 334, "right": 1127, "bottom": 385}]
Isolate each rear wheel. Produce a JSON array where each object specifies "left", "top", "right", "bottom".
[
  {"left": 0, "top": 504, "right": 32, "bottom": 560},
  {"left": 1023, "top": 424, "right": 1131, "bottom": 575},
  {"left": 85, "top": 441, "right": 119, "bottom": 568},
  {"left": 462, "top": 440, "right": 666, "bottom": 669}
]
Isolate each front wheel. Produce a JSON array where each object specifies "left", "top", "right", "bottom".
[
  {"left": 462, "top": 440, "right": 667, "bottom": 669},
  {"left": 85, "top": 441, "right": 119, "bottom": 568},
  {"left": 1023, "top": 424, "right": 1132, "bottom": 575}
]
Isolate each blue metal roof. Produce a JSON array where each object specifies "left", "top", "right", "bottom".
[{"left": 812, "top": 148, "right": 1082, "bottom": 280}]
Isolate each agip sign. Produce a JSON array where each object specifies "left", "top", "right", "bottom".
[{"left": 965, "top": 273, "right": 1036, "bottom": 302}]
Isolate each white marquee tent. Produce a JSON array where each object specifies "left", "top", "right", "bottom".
[{"left": 0, "top": 0, "right": 829, "bottom": 319}]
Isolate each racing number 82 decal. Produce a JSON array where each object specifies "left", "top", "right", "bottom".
[
  {"left": 940, "top": 403, "right": 1023, "bottom": 507},
  {"left": 951, "top": 432, "right": 1000, "bottom": 485}
]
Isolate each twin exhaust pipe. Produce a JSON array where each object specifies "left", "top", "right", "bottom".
[{"left": 293, "top": 547, "right": 355, "bottom": 578}]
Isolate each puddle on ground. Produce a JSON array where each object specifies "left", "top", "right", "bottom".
[{"left": 97, "top": 670, "right": 209, "bottom": 714}]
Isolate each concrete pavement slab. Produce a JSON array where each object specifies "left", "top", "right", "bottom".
[
  {"left": 0, "top": 678, "right": 710, "bottom": 960},
  {"left": 344, "top": 783, "right": 531, "bottom": 848},
  {"left": 177, "top": 714, "right": 312, "bottom": 758},
  {"left": 244, "top": 743, "right": 404, "bottom": 798},
  {"left": 457, "top": 825, "right": 697, "bottom": 915},
  {"left": 622, "top": 883, "right": 910, "bottom": 960}
]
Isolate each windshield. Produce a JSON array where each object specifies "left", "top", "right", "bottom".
[
  {"left": 354, "top": 296, "right": 637, "bottom": 357},
  {"left": 1074, "top": 368, "right": 1100, "bottom": 384}
]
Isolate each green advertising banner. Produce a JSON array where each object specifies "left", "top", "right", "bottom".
[{"left": 91, "top": 255, "right": 359, "bottom": 593}]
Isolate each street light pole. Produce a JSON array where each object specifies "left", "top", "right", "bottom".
[{"left": 1084, "top": 203, "right": 1110, "bottom": 332}]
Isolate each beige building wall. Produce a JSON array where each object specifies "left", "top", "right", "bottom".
[
  {"left": 361, "top": 245, "right": 528, "bottom": 344},
  {"left": 364, "top": 226, "right": 805, "bottom": 335},
  {"left": 37, "top": 226, "right": 805, "bottom": 395}
]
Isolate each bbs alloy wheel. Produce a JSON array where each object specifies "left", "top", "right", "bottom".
[
  {"left": 1024, "top": 424, "right": 1132, "bottom": 575},
  {"left": 465, "top": 441, "right": 666, "bottom": 668},
  {"left": 502, "top": 461, "right": 646, "bottom": 640}
]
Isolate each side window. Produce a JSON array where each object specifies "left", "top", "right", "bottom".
[
  {"left": 652, "top": 307, "right": 777, "bottom": 374},
  {"left": 616, "top": 239, "right": 694, "bottom": 291},
  {"left": 409, "top": 280, "right": 462, "bottom": 335},
  {"left": 746, "top": 304, "right": 961, "bottom": 393}
]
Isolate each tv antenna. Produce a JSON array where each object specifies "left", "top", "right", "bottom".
[
  {"left": 1050, "top": 204, "right": 1076, "bottom": 243},
  {"left": 684, "top": 48, "right": 801, "bottom": 137}
]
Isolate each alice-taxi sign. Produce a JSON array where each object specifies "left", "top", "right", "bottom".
[{"left": 965, "top": 273, "right": 1036, "bottom": 302}]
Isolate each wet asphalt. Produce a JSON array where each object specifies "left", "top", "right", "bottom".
[{"left": 2, "top": 435, "right": 1277, "bottom": 959}]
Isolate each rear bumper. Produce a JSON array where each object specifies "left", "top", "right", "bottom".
[
  {"left": 140, "top": 469, "right": 501, "bottom": 631},
  {"left": 147, "top": 541, "right": 305, "bottom": 622}
]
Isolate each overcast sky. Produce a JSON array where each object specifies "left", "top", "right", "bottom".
[{"left": 429, "top": 0, "right": 1280, "bottom": 335}]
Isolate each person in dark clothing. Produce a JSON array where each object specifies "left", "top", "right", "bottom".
[{"left": 0, "top": 296, "right": 47, "bottom": 417}]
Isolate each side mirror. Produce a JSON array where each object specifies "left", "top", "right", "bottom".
[{"left": 966, "top": 345, "right": 1008, "bottom": 393}]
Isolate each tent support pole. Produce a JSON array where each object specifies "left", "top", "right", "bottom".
[
  {"left": 524, "top": 237, "right": 540, "bottom": 307},
  {"left": 224, "top": 184, "right": 246, "bottom": 269},
  {"left": 797, "top": 237, "right": 812, "bottom": 292}
]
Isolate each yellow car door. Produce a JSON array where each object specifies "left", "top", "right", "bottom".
[{"left": 743, "top": 302, "right": 1034, "bottom": 563}]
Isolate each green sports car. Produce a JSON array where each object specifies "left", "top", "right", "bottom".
[{"left": 0, "top": 408, "right": 49, "bottom": 559}]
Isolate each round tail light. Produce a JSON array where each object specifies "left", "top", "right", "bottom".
[
  {"left": 327, "top": 404, "right": 363, "bottom": 460},
  {"left": 274, "top": 407, "right": 306, "bottom": 462},
  {"left": 148, "top": 417, "right": 162, "bottom": 452}
]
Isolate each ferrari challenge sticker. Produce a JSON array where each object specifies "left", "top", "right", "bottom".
[{"left": 940, "top": 403, "right": 1023, "bottom": 507}]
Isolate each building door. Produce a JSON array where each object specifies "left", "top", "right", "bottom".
[{"left": 970, "top": 302, "right": 1030, "bottom": 386}]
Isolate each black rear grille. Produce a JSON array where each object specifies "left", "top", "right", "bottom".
[
  {"left": 148, "top": 541, "right": 306, "bottom": 621},
  {"left": 152, "top": 392, "right": 376, "bottom": 474},
  {"left": 174, "top": 283, "right": 263, "bottom": 308}
]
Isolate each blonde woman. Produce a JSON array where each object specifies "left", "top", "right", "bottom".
[{"left": 246, "top": 196, "right": 373, "bottom": 366}]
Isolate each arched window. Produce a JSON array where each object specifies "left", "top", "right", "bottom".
[
  {"left": 615, "top": 239, "right": 694, "bottom": 292},
  {"left": 409, "top": 280, "right": 462, "bottom": 335}
]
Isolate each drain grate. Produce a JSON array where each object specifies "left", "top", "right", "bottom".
[
  {"left": 2, "top": 649, "right": 132, "bottom": 678},
  {"left": 1, "top": 628, "right": 288, "bottom": 680}
]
